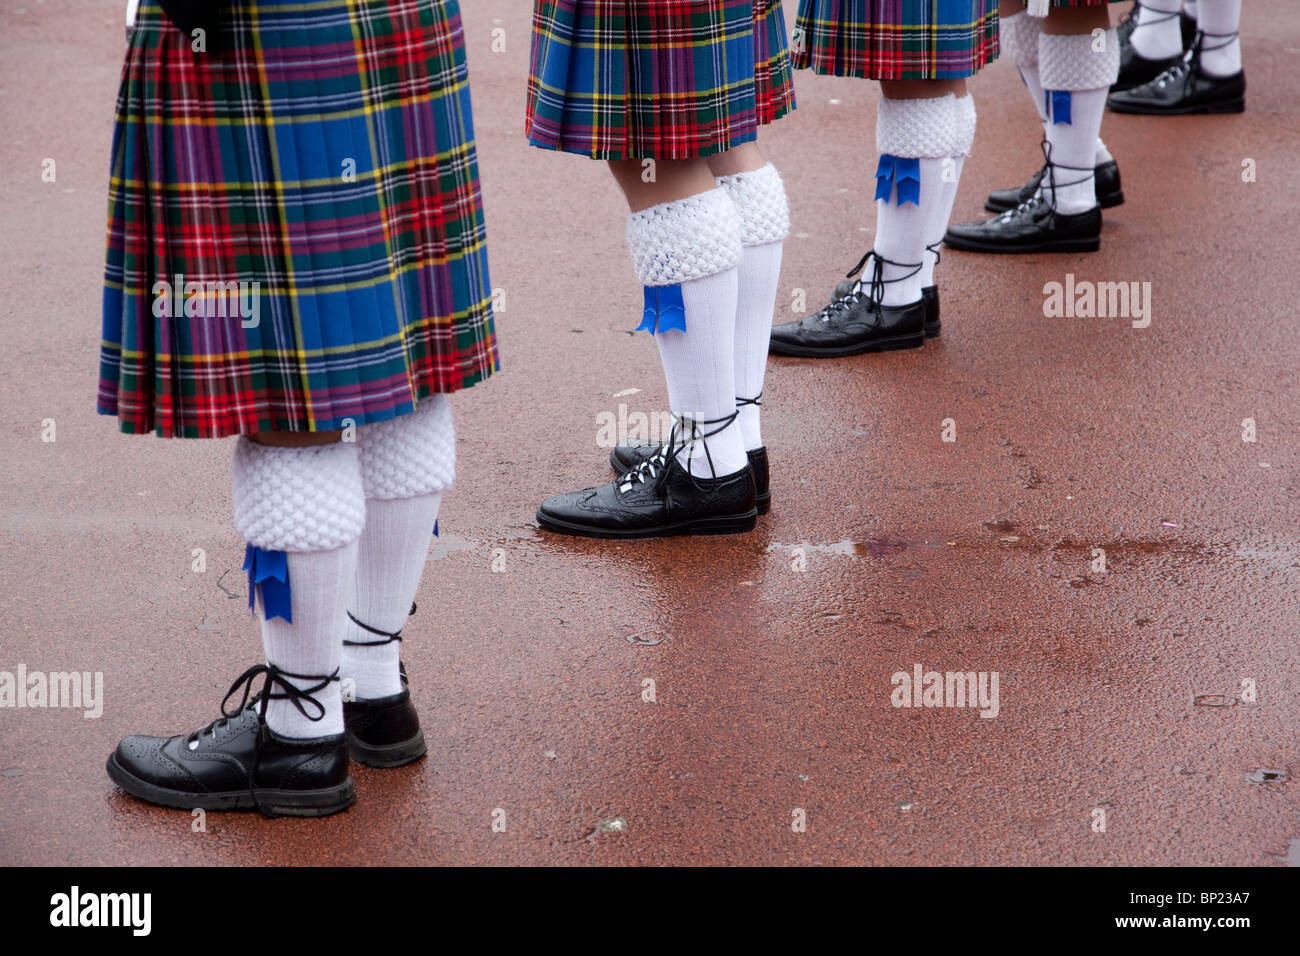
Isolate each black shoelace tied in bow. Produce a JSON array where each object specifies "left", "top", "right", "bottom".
[
  {"left": 826, "top": 249, "right": 924, "bottom": 316},
  {"left": 187, "top": 663, "right": 340, "bottom": 817},
  {"left": 1011, "top": 140, "right": 1095, "bottom": 218},
  {"left": 619, "top": 409, "right": 741, "bottom": 493}
]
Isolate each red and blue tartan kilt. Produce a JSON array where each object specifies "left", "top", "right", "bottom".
[
  {"left": 100, "top": 0, "right": 499, "bottom": 439},
  {"left": 793, "top": 0, "right": 1000, "bottom": 80},
  {"left": 526, "top": 0, "right": 797, "bottom": 161}
]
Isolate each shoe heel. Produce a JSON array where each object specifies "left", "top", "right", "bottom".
[
  {"left": 924, "top": 322, "right": 942, "bottom": 339},
  {"left": 690, "top": 509, "right": 758, "bottom": 536},
  {"left": 347, "top": 730, "right": 427, "bottom": 769},
  {"left": 1048, "top": 236, "right": 1101, "bottom": 253},
  {"left": 879, "top": 332, "right": 925, "bottom": 352},
  {"left": 261, "top": 779, "right": 356, "bottom": 817},
  {"left": 756, "top": 493, "right": 771, "bottom": 516},
  {"left": 1100, "top": 190, "right": 1125, "bottom": 209},
  {"left": 1206, "top": 97, "right": 1245, "bottom": 114}
]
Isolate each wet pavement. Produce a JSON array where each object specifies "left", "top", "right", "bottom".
[{"left": 1, "top": 1, "right": 1297, "bottom": 865}]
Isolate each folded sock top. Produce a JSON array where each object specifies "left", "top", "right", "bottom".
[
  {"left": 954, "top": 94, "right": 977, "bottom": 157},
  {"left": 876, "top": 93, "right": 963, "bottom": 159},
  {"left": 715, "top": 163, "right": 790, "bottom": 247},
  {"left": 1039, "top": 30, "right": 1121, "bottom": 91},
  {"left": 999, "top": 11, "right": 1042, "bottom": 68},
  {"left": 232, "top": 439, "right": 366, "bottom": 553},
  {"left": 625, "top": 188, "right": 742, "bottom": 287},
  {"left": 357, "top": 394, "right": 456, "bottom": 501}
]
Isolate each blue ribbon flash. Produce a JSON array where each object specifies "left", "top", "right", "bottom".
[
  {"left": 637, "top": 284, "right": 686, "bottom": 335},
  {"left": 874, "top": 154, "right": 921, "bottom": 206},
  {"left": 432, "top": 520, "right": 439, "bottom": 537},
  {"left": 243, "top": 544, "right": 292, "bottom": 623},
  {"left": 1046, "top": 89, "right": 1073, "bottom": 125}
]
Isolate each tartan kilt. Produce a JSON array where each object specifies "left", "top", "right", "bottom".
[
  {"left": 100, "top": 0, "right": 499, "bottom": 439},
  {"left": 526, "top": 0, "right": 796, "bottom": 161},
  {"left": 793, "top": 0, "right": 1000, "bottom": 80}
]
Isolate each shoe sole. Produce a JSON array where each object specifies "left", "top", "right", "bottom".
[
  {"left": 985, "top": 190, "right": 1124, "bottom": 214},
  {"left": 346, "top": 729, "right": 427, "bottom": 769},
  {"left": 105, "top": 752, "right": 356, "bottom": 817},
  {"left": 535, "top": 507, "right": 758, "bottom": 539},
  {"left": 608, "top": 451, "right": 772, "bottom": 515},
  {"left": 1107, "top": 97, "right": 1244, "bottom": 115},
  {"left": 925, "top": 321, "right": 941, "bottom": 339},
  {"left": 768, "top": 331, "right": 925, "bottom": 358},
  {"left": 942, "top": 233, "right": 1100, "bottom": 255}
]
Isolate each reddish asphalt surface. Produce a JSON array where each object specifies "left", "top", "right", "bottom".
[{"left": 2, "top": 1, "right": 1298, "bottom": 866}]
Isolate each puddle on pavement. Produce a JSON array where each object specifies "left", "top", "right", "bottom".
[
  {"left": 1246, "top": 768, "right": 1289, "bottom": 785},
  {"left": 584, "top": 817, "right": 628, "bottom": 841},
  {"left": 1193, "top": 693, "right": 1237, "bottom": 708},
  {"left": 766, "top": 538, "right": 933, "bottom": 558}
]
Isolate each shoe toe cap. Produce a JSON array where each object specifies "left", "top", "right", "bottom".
[
  {"left": 539, "top": 488, "right": 597, "bottom": 520},
  {"left": 114, "top": 733, "right": 207, "bottom": 790}
]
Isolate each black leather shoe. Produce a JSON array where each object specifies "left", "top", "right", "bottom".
[
  {"left": 771, "top": 251, "right": 926, "bottom": 357},
  {"left": 1113, "top": 2, "right": 1196, "bottom": 92},
  {"left": 341, "top": 607, "right": 426, "bottom": 768},
  {"left": 612, "top": 441, "right": 771, "bottom": 515},
  {"left": 1180, "top": 10, "right": 1198, "bottom": 50},
  {"left": 985, "top": 160, "right": 1124, "bottom": 213},
  {"left": 833, "top": 280, "right": 939, "bottom": 337},
  {"left": 539, "top": 418, "right": 757, "bottom": 539},
  {"left": 945, "top": 194, "right": 1101, "bottom": 254},
  {"left": 344, "top": 683, "right": 425, "bottom": 768},
  {"left": 105, "top": 665, "right": 354, "bottom": 817},
  {"left": 1108, "top": 45, "right": 1245, "bottom": 115},
  {"left": 770, "top": 291, "right": 924, "bottom": 357}
]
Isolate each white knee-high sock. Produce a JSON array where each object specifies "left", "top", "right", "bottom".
[
  {"left": 1003, "top": 12, "right": 1111, "bottom": 169},
  {"left": 627, "top": 188, "right": 747, "bottom": 477},
  {"left": 1196, "top": 0, "right": 1243, "bottom": 76},
  {"left": 716, "top": 164, "right": 789, "bottom": 452},
  {"left": 921, "top": 94, "right": 975, "bottom": 289},
  {"left": 1131, "top": 0, "right": 1186, "bottom": 61},
  {"left": 232, "top": 439, "right": 367, "bottom": 738},
  {"left": 869, "top": 94, "right": 962, "bottom": 306},
  {"left": 344, "top": 493, "right": 440, "bottom": 698},
  {"left": 1002, "top": 10, "right": 1048, "bottom": 121},
  {"left": 345, "top": 395, "right": 455, "bottom": 700},
  {"left": 1039, "top": 30, "right": 1120, "bottom": 215},
  {"left": 261, "top": 543, "right": 357, "bottom": 737}
]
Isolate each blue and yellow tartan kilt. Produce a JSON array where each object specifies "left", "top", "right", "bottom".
[
  {"left": 99, "top": 0, "right": 498, "bottom": 439},
  {"left": 793, "top": 0, "right": 1001, "bottom": 80},
  {"left": 526, "top": 0, "right": 797, "bottom": 161}
]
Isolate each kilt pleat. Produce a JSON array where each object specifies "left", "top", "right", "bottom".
[
  {"left": 100, "top": 0, "right": 498, "bottom": 439},
  {"left": 792, "top": 0, "right": 1000, "bottom": 80},
  {"left": 526, "top": 0, "right": 796, "bottom": 160}
]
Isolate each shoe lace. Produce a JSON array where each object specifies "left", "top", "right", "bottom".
[
  {"left": 1036, "top": 140, "right": 1097, "bottom": 211},
  {"left": 1148, "top": 29, "right": 1238, "bottom": 87},
  {"left": 343, "top": 609, "right": 407, "bottom": 648},
  {"left": 618, "top": 410, "right": 741, "bottom": 493},
  {"left": 1123, "top": 2, "right": 1182, "bottom": 29},
  {"left": 186, "top": 663, "right": 340, "bottom": 817},
  {"left": 832, "top": 249, "right": 924, "bottom": 311}
]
